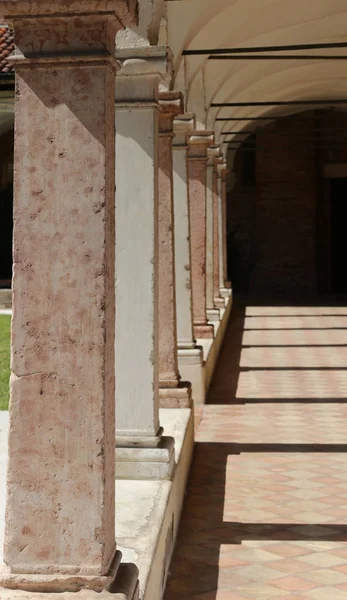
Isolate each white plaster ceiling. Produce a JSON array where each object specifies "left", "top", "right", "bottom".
[{"left": 164, "top": 0, "right": 347, "bottom": 147}]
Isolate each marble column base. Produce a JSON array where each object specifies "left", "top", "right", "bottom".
[
  {"left": 0, "top": 551, "right": 126, "bottom": 594},
  {"left": 214, "top": 297, "right": 226, "bottom": 310},
  {"left": 0, "top": 561, "right": 139, "bottom": 599},
  {"left": 196, "top": 337, "right": 213, "bottom": 361},
  {"left": 178, "top": 347, "right": 206, "bottom": 405},
  {"left": 116, "top": 436, "right": 175, "bottom": 480},
  {"left": 193, "top": 323, "right": 214, "bottom": 339},
  {"left": 207, "top": 308, "right": 221, "bottom": 323},
  {"left": 159, "top": 383, "right": 192, "bottom": 408},
  {"left": 215, "top": 298, "right": 226, "bottom": 319},
  {"left": 207, "top": 308, "right": 221, "bottom": 339},
  {"left": 220, "top": 287, "right": 232, "bottom": 302}
]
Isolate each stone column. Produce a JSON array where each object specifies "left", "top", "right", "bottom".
[
  {"left": 187, "top": 132, "right": 214, "bottom": 346},
  {"left": 218, "top": 164, "right": 232, "bottom": 298},
  {"left": 173, "top": 115, "right": 205, "bottom": 404},
  {"left": 213, "top": 159, "right": 226, "bottom": 313},
  {"left": 0, "top": 0, "right": 137, "bottom": 595},
  {"left": 115, "top": 47, "right": 174, "bottom": 479},
  {"left": 206, "top": 146, "right": 222, "bottom": 327},
  {"left": 158, "top": 92, "right": 191, "bottom": 409}
]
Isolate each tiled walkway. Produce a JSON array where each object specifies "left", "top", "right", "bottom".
[{"left": 164, "top": 301, "right": 347, "bottom": 600}]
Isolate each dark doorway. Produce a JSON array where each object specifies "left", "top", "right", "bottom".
[{"left": 331, "top": 178, "right": 347, "bottom": 293}]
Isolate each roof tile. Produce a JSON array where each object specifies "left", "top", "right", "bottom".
[{"left": 0, "top": 26, "right": 14, "bottom": 75}]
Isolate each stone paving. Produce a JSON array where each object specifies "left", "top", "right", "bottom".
[{"left": 164, "top": 301, "right": 347, "bottom": 600}]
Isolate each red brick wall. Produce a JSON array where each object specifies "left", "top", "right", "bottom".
[
  {"left": 252, "top": 115, "right": 317, "bottom": 293},
  {"left": 227, "top": 111, "right": 347, "bottom": 294}
]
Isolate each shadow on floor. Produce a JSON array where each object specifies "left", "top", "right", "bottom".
[
  {"left": 165, "top": 441, "right": 347, "bottom": 600},
  {"left": 164, "top": 295, "right": 347, "bottom": 600}
]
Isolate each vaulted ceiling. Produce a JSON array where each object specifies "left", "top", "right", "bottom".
[{"left": 164, "top": 0, "right": 347, "bottom": 154}]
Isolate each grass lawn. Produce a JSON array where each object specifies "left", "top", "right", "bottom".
[{"left": 0, "top": 315, "right": 10, "bottom": 410}]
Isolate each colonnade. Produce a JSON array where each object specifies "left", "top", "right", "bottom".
[{"left": 0, "top": 1, "right": 231, "bottom": 596}]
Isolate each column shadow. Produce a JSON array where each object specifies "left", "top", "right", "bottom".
[
  {"left": 165, "top": 442, "right": 347, "bottom": 600},
  {"left": 165, "top": 295, "right": 347, "bottom": 600}
]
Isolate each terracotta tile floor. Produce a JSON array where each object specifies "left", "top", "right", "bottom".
[{"left": 164, "top": 302, "right": 347, "bottom": 600}]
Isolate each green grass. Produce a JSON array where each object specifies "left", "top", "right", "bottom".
[{"left": 0, "top": 315, "right": 10, "bottom": 410}]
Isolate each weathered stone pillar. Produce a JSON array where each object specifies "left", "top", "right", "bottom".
[
  {"left": 115, "top": 47, "right": 174, "bottom": 479},
  {"left": 206, "top": 146, "right": 222, "bottom": 326},
  {"left": 173, "top": 115, "right": 205, "bottom": 404},
  {"left": 218, "top": 163, "right": 232, "bottom": 298},
  {"left": 158, "top": 92, "right": 191, "bottom": 409},
  {"left": 187, "top": 132, "right": 214, "bottom": 345},
  {"left": 213, "top": 159, "right": 226, "bottom": 312},
  {"left": 173, "top": 115, "right": 195, "bottom": 350},
  {"left": 205, "top": 152, "right": 215, "bottom": 314},
  {"left": 0, "top": 0, "right": 137, "bottom": 594}
]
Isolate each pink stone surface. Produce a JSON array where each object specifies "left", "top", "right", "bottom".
[
  {"left": 1, "top": 12, "right": 127, "bottom": 586},
  {"left": 0, "top": 0, "right": 138, "bottom": 19},
  {"left": 212, "top": 167, "right": 220, "bottom": 301},
  {"left": 222, "top": 172, "right": 229, "bottom": 287},
  {"left": 187, "top": 146, "right": 213, "bottom": 339},
  {"left": 158, "top": 112, "right": 179, "bottom": 388}
]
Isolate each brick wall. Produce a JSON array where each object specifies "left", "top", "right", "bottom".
[{"left": 227, "top": 110, "right": 347, "bottom": 295}]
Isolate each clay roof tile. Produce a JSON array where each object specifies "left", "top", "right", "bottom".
[{"left": 0, "top": 25, "right": 14, "bottom": 74}]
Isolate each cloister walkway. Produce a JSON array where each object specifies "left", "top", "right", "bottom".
[{"left": 164, "top": 299, "right": 347, "bottom": 600}]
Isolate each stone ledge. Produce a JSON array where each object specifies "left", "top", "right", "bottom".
[
  {"left": 0, "top": 562, "right": 139, "bottom": 600},
  {"left": 0, "top": 589, "right": 133, "bottom": 600},
  {"left": 204, "top": 292, "right": 233, "bottom": 396},
  {"left": 117, "top": 408, "right": 194, "bottom": 600}
]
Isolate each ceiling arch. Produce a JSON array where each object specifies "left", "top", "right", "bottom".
[{"left": 166, "top": 0, "right": 347, "bottom": 136}]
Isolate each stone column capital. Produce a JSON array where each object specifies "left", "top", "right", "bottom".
[
  {"left": 207, "top": 145, "right": 222, "bottom": 167},
  {"left": 173, "top": 113, "right": 195, "bottom": 148},
  {"left": 115, "top": 45, "right": 173, "bottom": 103},
  {"left": 158, "top": 90, "right": 184, "bottom": 135},
  {"left": 0, "top": 0, "right": 138, "bottom": 19},
  {"left": 187, "top": 130, "right": 214, "bottom": 160},
  {"left": 0, "top": 0, "right": 138, "bottom": 62}
]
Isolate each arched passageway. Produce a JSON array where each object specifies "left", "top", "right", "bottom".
[
  {"left": 3, "top": 1, "right": 347, "bottom": 598},
  {"left": 163, "top": 3, "right": 347, "bottom": 599}
]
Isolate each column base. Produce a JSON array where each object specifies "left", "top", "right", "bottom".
[
  {"left": 177, "top": 347, "right": 206, "bottom": 405},
  {"left": 220, "top": 288, "right": 232, "bottom": 306},
  {"left": 207, "top": 308, "right": 221, "bottom": 338},
  {"left": 193, "top": 323, "right": 214, "bottom": 339},
  {"left": 0, "top": 561, "right": 139, "bottom": 599},
  {"left": 193, "top": 324, "right": 214, "bottom": 361},
  {"left": 207, "top": 308, "right": 221, "bottom": 323},
  {"left": 175, "top": 340, "right": 196, "bottom": 350},
  {"left": 116, "top": 437, "right": 175, "bottom": 480},
  {"left": 220, "top": 285, "right": 232, "bottom": 297},
  {"left": 214, "top": 296, "right": 226, "bottom": 310},
  {"left": 159, "top": 383, "right": 192, "bottom": 408},
  {"left": 215, "top": 298, "right": 226, "bottom": 319},
  {"left": 0, "top": 550, "right": 126, "bottom": 594},
  {"left": 206, "top": 308, "right": 221, "bottom": 325}
]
